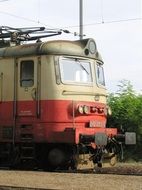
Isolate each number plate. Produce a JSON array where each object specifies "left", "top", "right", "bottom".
[{"left": 89, "top": 120, "right": 105, "bottom": 128}]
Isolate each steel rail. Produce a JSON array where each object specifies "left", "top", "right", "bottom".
[{"left": 0, "top": 185, "right": 59, "bottom": 190}]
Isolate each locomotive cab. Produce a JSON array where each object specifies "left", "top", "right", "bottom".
[{"left": 0, "top": 27, "right": 136, "bottom": 170}]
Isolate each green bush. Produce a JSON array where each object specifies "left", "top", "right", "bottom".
[{"left": 107, "top": 80, "right": 142, "bottom": 161}]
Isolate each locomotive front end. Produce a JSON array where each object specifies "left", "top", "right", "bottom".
[{"left": 42, "top": 38, "right": 122, "bottom": 169}]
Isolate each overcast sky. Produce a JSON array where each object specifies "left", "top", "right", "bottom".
[{"left": 0, "top": 0, "right": 141, "bottom": 93}]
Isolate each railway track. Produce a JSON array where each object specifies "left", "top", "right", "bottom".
[
  {"left": 52, "top": 162, "right": 142, "bottom": 176},
  {"left": 55, "top": 166, "right": 142, "bottom": 176},
  {"left": 93, "top": 166, "right": 142, "bottom": 176},
  {"left": 0, "top": 186, "right": 58, "bottom": 190},
  {"left": 1, "top": 164, "right": 142, "bottom": 176}
]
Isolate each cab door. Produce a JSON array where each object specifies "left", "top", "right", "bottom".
[{"left": 17, "top": 57, "right": 41, "bottom": 117}]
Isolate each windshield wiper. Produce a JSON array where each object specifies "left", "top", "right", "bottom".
[
  {"left": 79, "top": 63, "right": 89, "bottom": 75},
  {"left": 75, "top": 59, "right": 89, "bottom": 75}
]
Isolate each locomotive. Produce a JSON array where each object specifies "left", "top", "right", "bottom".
[{"left": 0, "top": 26, "right": 136, "bottom": 170}]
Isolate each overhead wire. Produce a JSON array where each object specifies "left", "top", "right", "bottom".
[
  {"left": 0, "top": 0, "right": 141, "bottom": 35},
  {"left": 101, "top": 0, "right": 104, "bottom": 23},
  {"left": 61, "top": 17, "right": 142, "bottom": 30},
  {"left": 0, "top": 0, "right": 9, "bottom": 2},
  {"left": 0, "top": 9, "right": 141, "bottom": 29},
  {"left": 0, "top": 10, "right": 55, "bottom": 28}
]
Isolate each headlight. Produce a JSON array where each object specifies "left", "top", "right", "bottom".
[
  {"left": 83, "top": 105, "right": 90, "bottom": 114},
  {"left": 78, "top": 105, "right": 84, "bottom": 114},
  {"left": 88, "top": 40, "right": 96, "bottom": 54}
]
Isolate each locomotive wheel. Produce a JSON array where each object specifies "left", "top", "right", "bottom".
[
  {"left": 45, "top": 147, "right": 71, "bottom": 171},
  {"left": 48, "top": 148, "right": 65, "bottom": 166}
]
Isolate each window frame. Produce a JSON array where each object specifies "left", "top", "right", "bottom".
[
  {"left": 20, "top": 60, "right": 34, "bottom": 87},
  {"left": 95, "top": 62, "right": 105, "bottom": 87},
  {"left": 59, "top": 56, "right": 93, "bottom": 86}
]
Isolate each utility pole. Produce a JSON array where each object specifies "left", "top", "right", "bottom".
[{"left": 79, "top": 0, "right": 83, "bottom": 40}]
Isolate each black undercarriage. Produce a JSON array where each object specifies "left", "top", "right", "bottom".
[{"left": 0, "top": 140, "right": 122, "bottom": 171}]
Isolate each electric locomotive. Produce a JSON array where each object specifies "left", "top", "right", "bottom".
[{"left": 0, "top": 26, "right": 136, "bottom": 170}]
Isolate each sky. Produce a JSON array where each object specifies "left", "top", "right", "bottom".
[{"left": 0, "top": 0, "right": 141, "bottom": 93}]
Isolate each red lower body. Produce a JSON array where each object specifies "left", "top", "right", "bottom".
[{"left": 0, "top": 100, "right": 117, "bottom": 144}]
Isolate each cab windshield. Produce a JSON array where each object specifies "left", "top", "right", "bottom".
[{"left": 59, "top": 57, "right": 92, "bottom": 85}]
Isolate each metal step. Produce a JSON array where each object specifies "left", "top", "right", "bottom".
[
  {"left": 20, "top": 133, "right": 35, "bottom": 161},
  {"left": 20, "top": 133, "right": 34, "bottom": 142},
  {"left": 20, "top": 137, "right": 34, "bottom": 142},
  {"left": 21, "top": 146, "right": 34, "bottom": 150},
  {"left": 20, "top": 156, "right": 35, "bottom": 160}
]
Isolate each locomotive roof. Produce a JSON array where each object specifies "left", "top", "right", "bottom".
[{"left": 0, "top": 38, "right": 103, "bottom": 62}]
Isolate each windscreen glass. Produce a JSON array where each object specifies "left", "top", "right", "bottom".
[{"left": 59, "top": 57, "right": 92, "bottom": 85}]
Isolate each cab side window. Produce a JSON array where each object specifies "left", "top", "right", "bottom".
[
  {"left": 96, "top": 64, "right": 105, "bottom": 86},
  {"left": 20, "top": 60, "right": 34, "bottom": 87}
]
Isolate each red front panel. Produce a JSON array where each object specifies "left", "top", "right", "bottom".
[{"left": 0, "top": 99, "right": 117, "bottom": 143}]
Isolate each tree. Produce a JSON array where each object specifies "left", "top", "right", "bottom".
[
  {"left": 107, "top": 80, "right": 137, "bottom": 131},
  {"left": 107, "top": 80, "right": 142, "bottom": 160}
]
